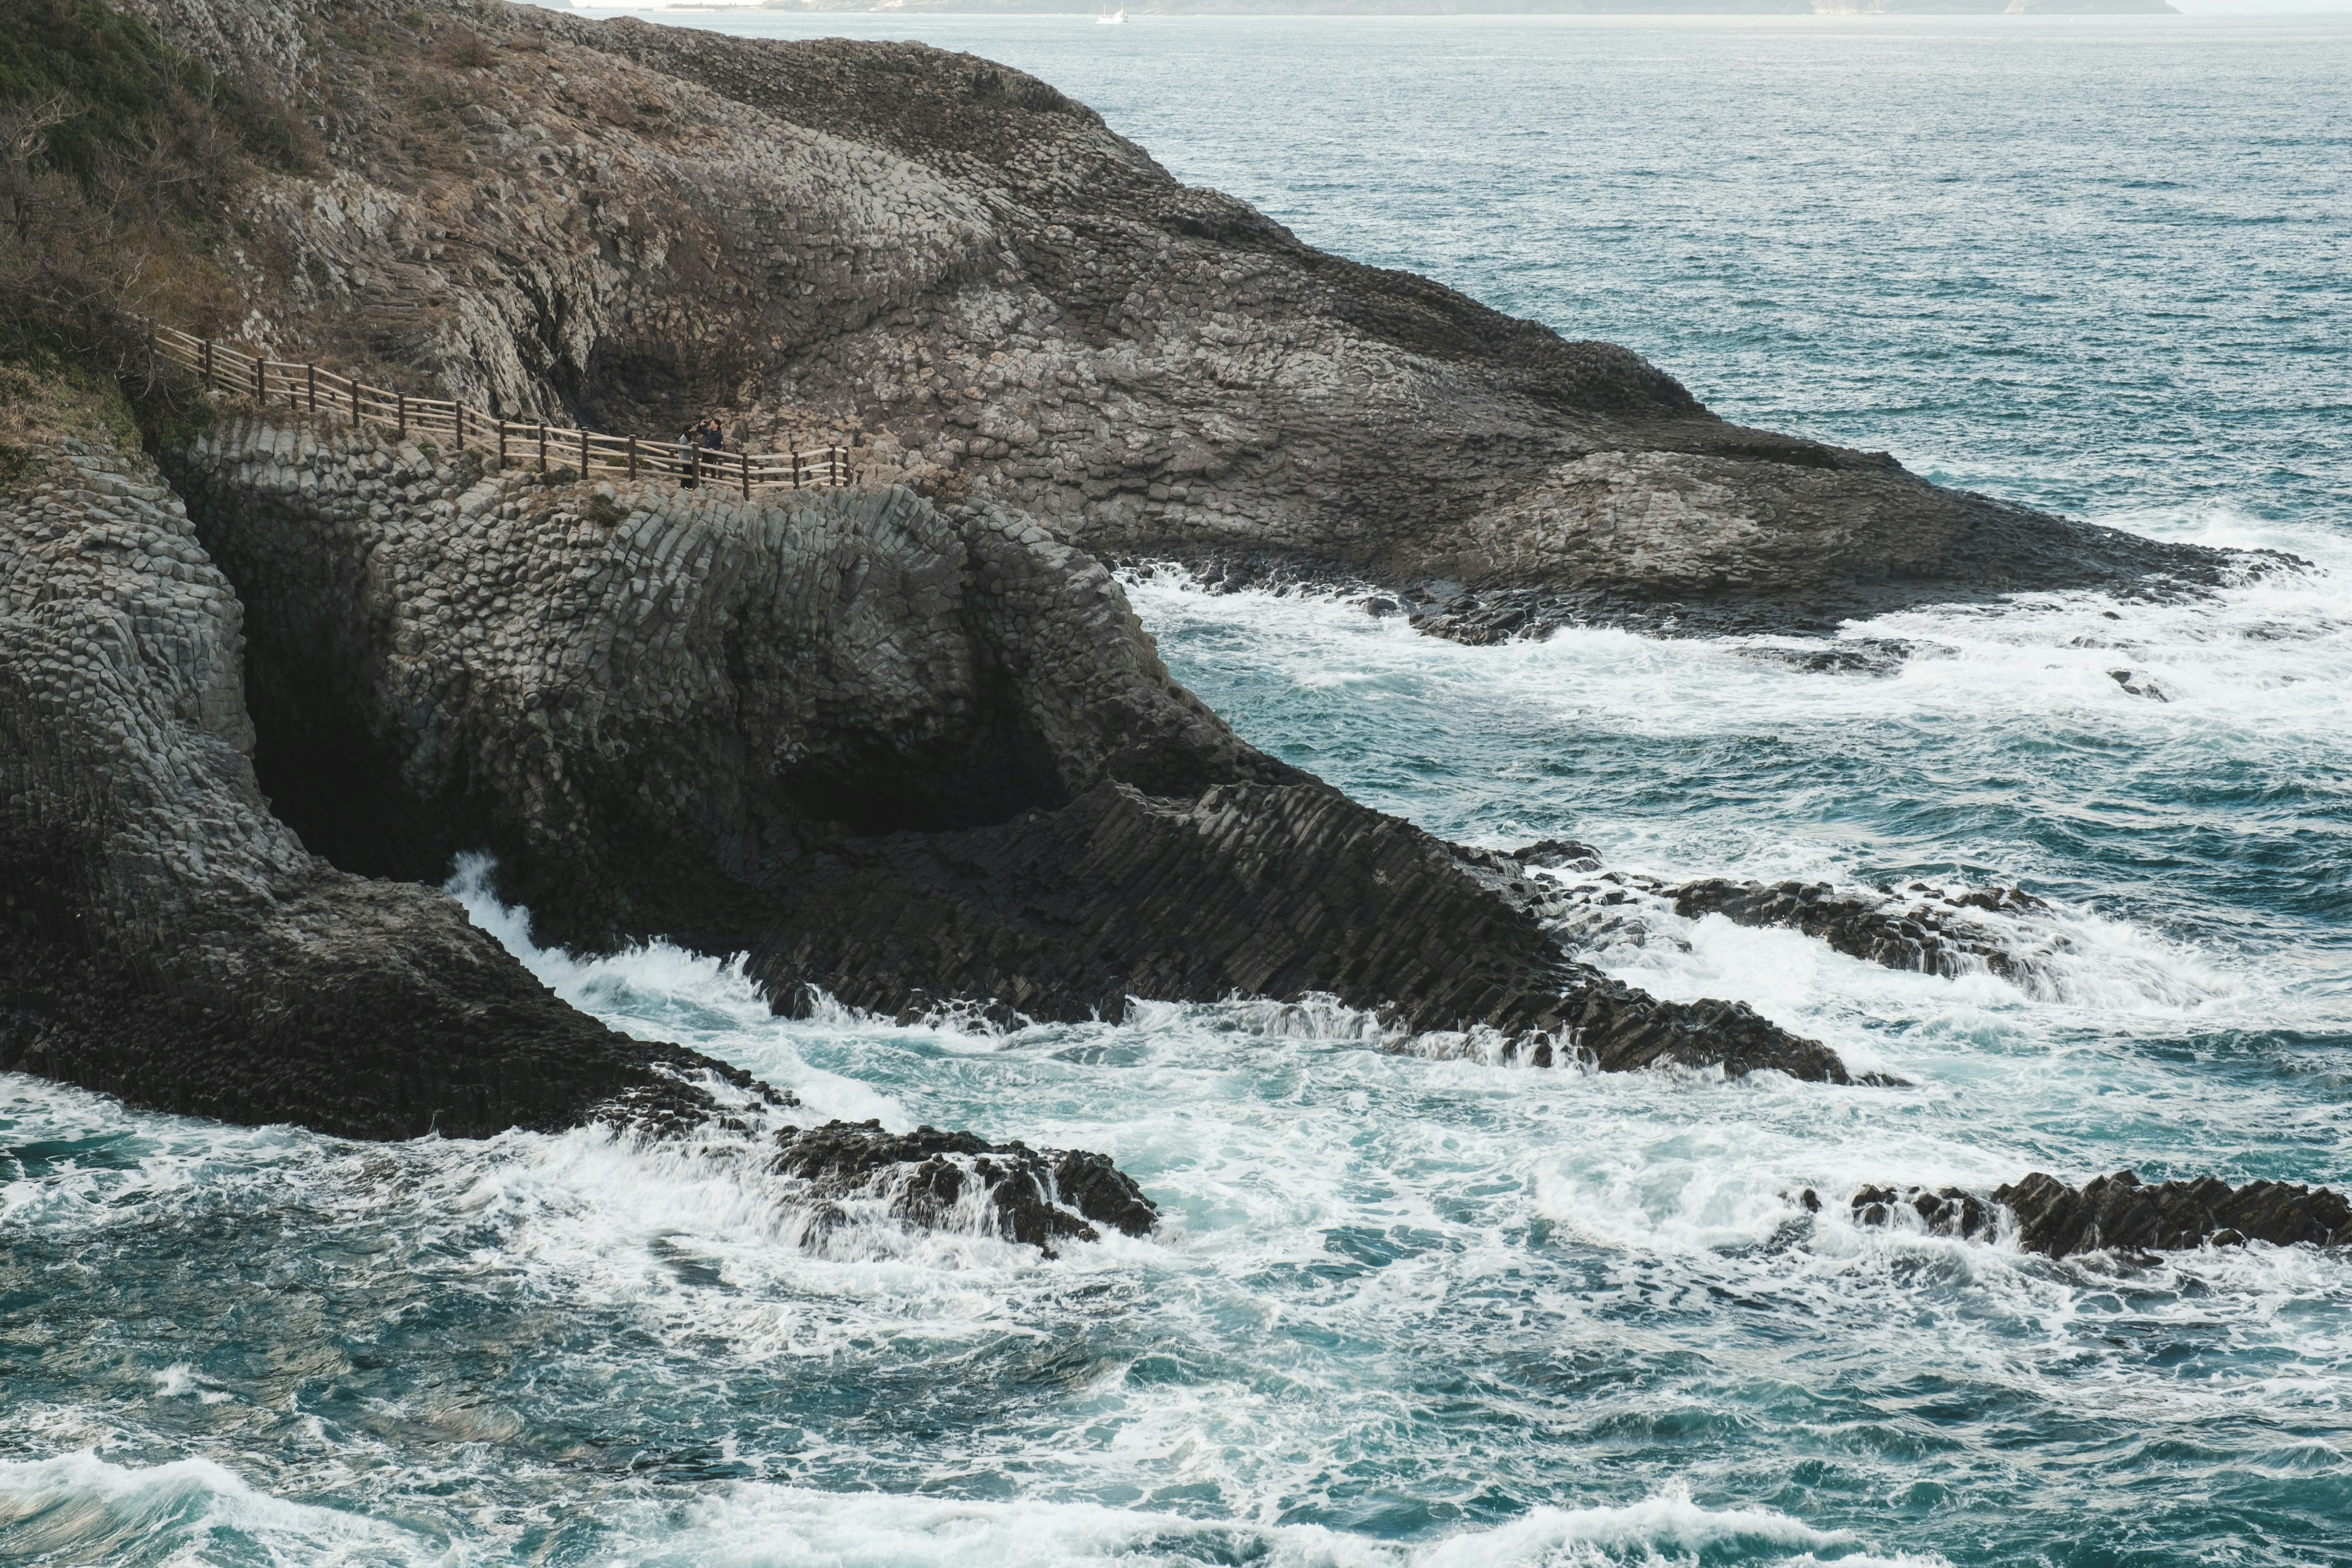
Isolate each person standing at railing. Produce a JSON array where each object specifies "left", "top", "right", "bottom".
[
  {"left": 677, "top": 425, "right": 699, "bottom": 489},
  {"left": 699, "top": 417, "right": 724, "bottom": 455}
]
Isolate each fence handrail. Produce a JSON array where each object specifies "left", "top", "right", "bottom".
[{"left": 145, "top": 318, "right": 853, "bottom": 496}]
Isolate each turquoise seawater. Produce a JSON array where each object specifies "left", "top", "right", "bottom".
[{"left": 5, "top": 17, "right": 2350, "bottom": 1567}]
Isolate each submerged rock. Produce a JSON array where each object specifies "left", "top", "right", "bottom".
[
  {"left": 1667, "top": 878, "right": 2059, "bottom": 984},
  {"left": 773, "top": 1119, "right": 1157, "bottom": 1255}
]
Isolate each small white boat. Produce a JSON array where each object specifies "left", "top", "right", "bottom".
[{"left": 1096, "top": 8, "right": 1125, "bottom": 23}]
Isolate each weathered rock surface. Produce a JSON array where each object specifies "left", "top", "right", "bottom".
[
  {"left": 121, "top": 0, "right": 2288, "bottom": 640},
  {"left": 0, "top": 374, "right": 1161, "bottom": 1253},
  {"left": 162, "top": 415, "right": 1861, "bottom": 1082},
  {"left": 774, "top": 1119, "right": 1158, "bottom": 1255},
  {"left": 1844, "top": 1172, "right": 2352, "bottom": 1259},
  {"left": 0, "top": 375, "right": 735, "bottom": 1139}
]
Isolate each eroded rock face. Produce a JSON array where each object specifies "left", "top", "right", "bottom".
[
  {"left": 0, "top": 384, "right": 736, "bottom": 1139},
  {"left": 164, "top": 417, "right": 1859, "bottom": 1084},
  {"left": 119, "top": 0, "right": 2282, "bottom": 639}
]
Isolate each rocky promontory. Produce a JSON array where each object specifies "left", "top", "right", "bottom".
[
  {"left": 115, "top": 0, "right": 2283, "bottom": 643},
  {"left": 3, "top": 0, "right": 2326, "bottom": 1264},
  {"left": 160, "top": 413, "right": 1861, "bottom": 1083}
]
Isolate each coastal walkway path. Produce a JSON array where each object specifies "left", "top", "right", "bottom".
[{"left": 148, "top": 320, "right": 853, "bottom": 499}]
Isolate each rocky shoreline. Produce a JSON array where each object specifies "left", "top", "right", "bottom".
[{"left": 0, "top": 0, "right": 2337, "bottom": 1262}]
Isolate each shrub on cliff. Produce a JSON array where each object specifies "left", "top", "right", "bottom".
[{"left": 0, "top": 0, "right": 308, "bottom": 442}]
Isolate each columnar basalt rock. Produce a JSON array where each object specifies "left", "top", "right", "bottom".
[
  {"left": 0, "top": 377, "right": 741, "bottom": 1139},
  {"left": 119, "top": 0, "right": 2285, "bottom": 642},
  {"left": 162, "top": 415, "right": 1862, "bottom": 1082}
]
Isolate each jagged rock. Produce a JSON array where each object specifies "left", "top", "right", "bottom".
[
  {"left": 119, "top": 0, "right": 2296, "bottom": 644},
  {"left": 1667, "top": 877, "right": 2057, "bottom": 983},
  {"left": 1849, "top": 1184, "right": 2000, "bottom": 1242},
  {"left": 1994, "top": 1170, "right": 2352, "bottom": 1259},
  {"left": 0, "top": 373, "right": 742, "bottom": 1139},
  {"left": 1844, "top": 1171, "right": 2352, "bottom": 1259},
  {"left": 772, "top": 1118, "right": 1156, "bottom": 1254},
  {"left": 1510, "top": 839, "right": 1603, "bottom": 873},
  {"left": 161, "top": 417, "right": 1860, "bottom": 1084}
]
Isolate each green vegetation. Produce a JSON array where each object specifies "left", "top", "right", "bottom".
[{"left": 0, "top": 0, "right": 305, "bottom": 446}]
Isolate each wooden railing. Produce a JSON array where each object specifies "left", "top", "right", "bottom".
[{"left": 148, "top": 320, "right": 853, "bottom": 496}]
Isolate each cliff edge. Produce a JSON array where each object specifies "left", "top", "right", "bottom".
[{"left": 115, "top": 0, "right": 2269, "bottom": 639}]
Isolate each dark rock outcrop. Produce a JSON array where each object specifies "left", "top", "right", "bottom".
[
  {"left": 1844, "top": 1171, "right": 2352, "bottom": 1259},
  {"left": 774, "top": 1119, "right": 1157, "bottom": 1255},
  {"left": 1994, "top": 1171, "right": 2352, "bottom": 1259},
  {"left": 1668, "top": 878, "right": 2057, "bottom": 984},
  {"left": 1848, "top": 1184, "right": 2001, "bottom": 1242},
  {"left": 0, "top": 374, "right": 1157, "bottom": 1257},
  {"left": 161, "top": 416, "right": 1859, "bottom": 1083},
  {"left": 118, "top": 0, "right": 2293, "bottom": 643},
  {"left": 0, "top": 377, "right": 733, "bottom": 1140}
]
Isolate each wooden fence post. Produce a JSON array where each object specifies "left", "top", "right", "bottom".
[
  {"left": 740, "top": 450, "right": 750, "bottom": 500},
  {"left": 202, "top": 339, "right": 214, "bottom": 390},
  {"left": 538, "top": 424, "right": 547, "bottom": 473},
  {"left": 307, "top": 364, "right": 317, "bottom": 413},
  {"left": 627, "top": 435, "right": 637, "bottom": 479},
  {"left": 790, "top": 447, "right": 800, "bottom": 491},
  {"left": 397, "top": 391, "right": 407, "bottom": 439},
  {"left": 579, "top": 428, "right": 589, "bottom": 478}
]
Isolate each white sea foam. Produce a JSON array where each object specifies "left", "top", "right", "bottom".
[
  {"left": 0, "top": 1451, "right": 440, "bottom": 1567},
  {"left": 596, "top": 1478, "right": 1925, "bottom": 1568}
]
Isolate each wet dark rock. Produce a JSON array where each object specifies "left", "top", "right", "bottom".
[
  {"left": 1667, "top": 878, "right": 2058, "bottom": 984},
  {"left": 1844, "top": 1170, "right": 2352, "bottom": 1259},
  {"left": 165, "top": 420, "right": 1862, "bottom": 1087},
  {"left": 2109, "top": 668, "right": 2174, "bottom": 702},
  {"left": 1733, "top": 638, "right": 1919, "bottom": 677},
  {"left": 1994, "top": 1170, "right": 2352, "bottom": 1259},
  {"left": 1510, "top": 839, "right": 1604, "bottom": 873},
  {"left": 772, "top": 1118, "right": 1156, "bottom": 1254},
  {"left": 1849, "top": 1184, "right": 2000, "bottom": 1242}
]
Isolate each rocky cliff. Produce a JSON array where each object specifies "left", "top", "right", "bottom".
[
  {"left": 160, "top": 413, "right": 1859, "bottom": 1082},
  {"left": 0, "top": 0, "right": 2313, "bottom": 1262},
  {"left": 118, "top": 0, "right": 2265, "bottom": 639},
  {"left": 0, "top": 366, "right": 736, "bottom": 1140}
]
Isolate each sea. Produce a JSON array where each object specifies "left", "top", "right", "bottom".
[{"left": 4, "top": 13, "right": 2350, "bottom": 1567}]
